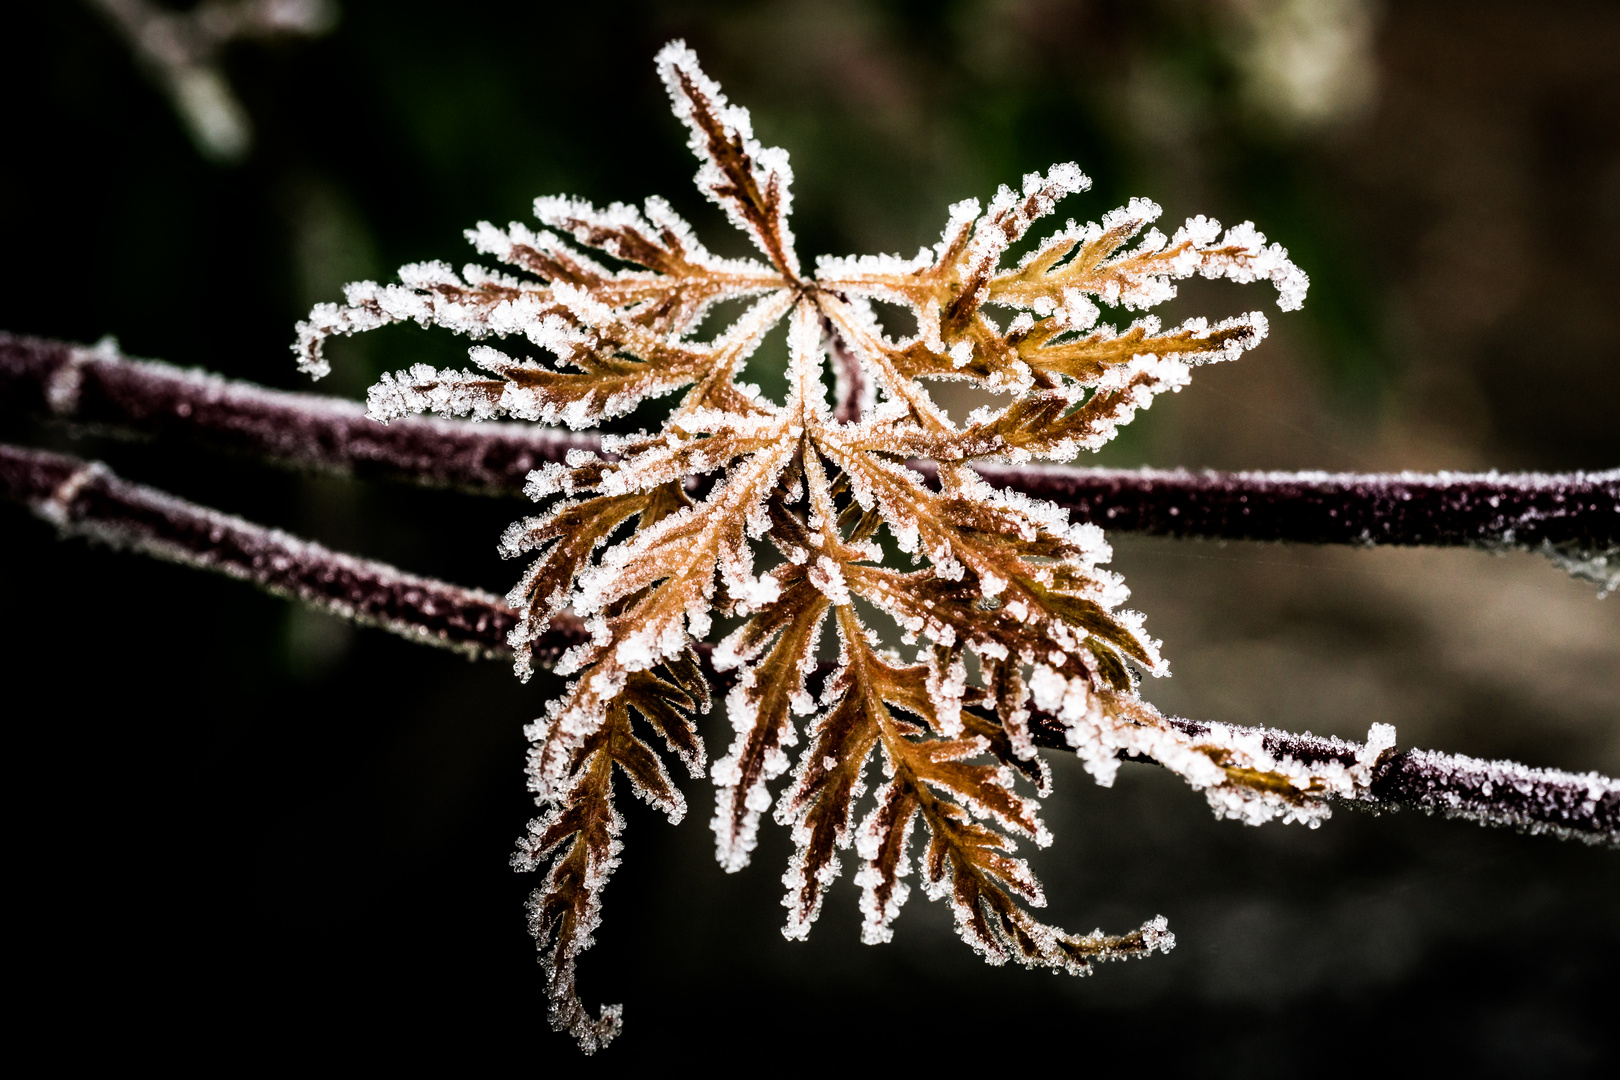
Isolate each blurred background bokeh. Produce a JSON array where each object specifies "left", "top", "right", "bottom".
[{"left": 2, "top": 0, "right": 1616, "bottom": 1071}]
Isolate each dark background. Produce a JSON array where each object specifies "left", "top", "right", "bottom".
[{"left": 2, "top": 1, "right": 1616, "bottom": 1071}]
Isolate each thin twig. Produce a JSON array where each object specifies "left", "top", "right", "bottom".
[
  {"left": 87, "top": 0, "right": 337, "bottom": 162},
  {"left": 819, "top": 315, "right": 867, "bottom": 425},
  {"left": 5, "top": 334, "right": 1616, "bottom": 563},
  {"left": 0, "top": 332, "right": 598, "bottom": 493},
  {"left": 0, "top": 440, "right": 542, "bottom": 659},
  {"left": 6, "top": 440, "right": 1614, "bottom": 845},
  {"left": 923, "top": 460, "right": 1620, "bottom": 555}
]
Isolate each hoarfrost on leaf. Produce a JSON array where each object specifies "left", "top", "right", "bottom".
[{"left": 295, "top": 40, "right": 1323, "bottom": 1052}]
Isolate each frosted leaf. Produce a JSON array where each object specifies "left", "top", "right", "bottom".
[
  {"left": 854, "top": 780, "right": 920, "bottom": 944},
  {"left": 290, "top": 40, "right": 1324, "bottom": 1047},
  {"left": 656, "top": 41, "right": 800, "bottom": 278}
]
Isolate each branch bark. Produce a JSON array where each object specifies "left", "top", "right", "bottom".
[
  {"left": 0, "top": 440, "right": 544, "bottom": 660},
  {"left": 6, "top": 440, "right": 1614, "bottom": 846},
  {"left": 0, "top": 332, "right": 597, "bottom": 494},
  {"left": 6, "top": 333, "right": 1615, "bottom": 560},
  {"left": 820, "top": 315, "right": 867, "bottom": 425}
]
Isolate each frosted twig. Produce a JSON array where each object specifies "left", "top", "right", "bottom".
[
  {"left": 1024, "top": 711, "right": 1618, "bottom": 846},
  {"left": 87, "top": 0, "right": 338, "bottom": 162},
  {"left": 5, "top": 440, "right": 1613, "bottom": 846},
  {"left": 938, "top": 460, "right": 1620, "bottom": 565},
  {"left": 6, "top": 334, "right": 1616, "bottom": 565},
  {"left": 820, "top": 315, "right": 867, "bottom": 424},
  {"left": 0, "top": 441, "right": 550, "bottom": 660},
  {"left": 0, "top": 334, "right": 599, "bottom": 494}
]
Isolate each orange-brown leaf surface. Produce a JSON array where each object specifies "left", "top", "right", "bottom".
[{"left": 297, "top": 40, "right": 1345, "bottom": 1053}]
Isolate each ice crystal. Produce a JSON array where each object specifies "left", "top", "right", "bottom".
[{"left": 296, "top": 42, "right": 1340, "bottom": 1052}]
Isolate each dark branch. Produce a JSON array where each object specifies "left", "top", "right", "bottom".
[
  {"left": 951, "top": 461, "right": 1620, "bottom": 555},
  {"left": 6, "top": 439, "right": 1613, "bottom": 846},
  {"left": 820, "top": 315, "right": 866, "bottom": 425},
  {"left": 5, "top": 333, "right": 1616, "bottom": 563},
  {"left": 0, "top": 440, "right": 556, "bottom": 660},
  {"left": 1025, "top": 712, "right": 1618, "bottom": 846},
  {"left": 0, "top": 333, "right": 595, "bottom": 494}
]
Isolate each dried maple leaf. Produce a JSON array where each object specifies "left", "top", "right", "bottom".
[{"left": 294, "top": 41, "right": 1377, "bottom": 1054}]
